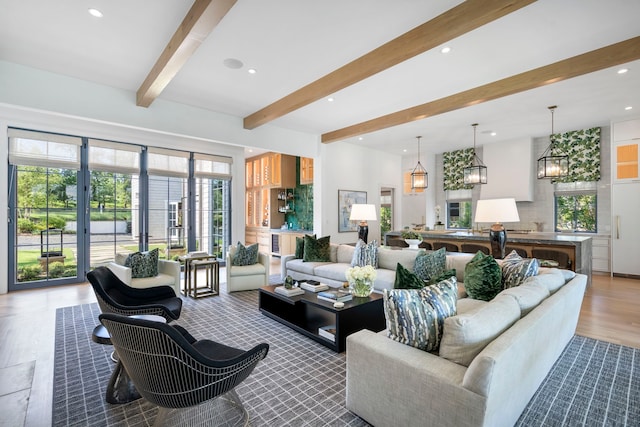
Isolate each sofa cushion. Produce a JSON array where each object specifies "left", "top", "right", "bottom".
[
  {"left": 464, "top": 251, "right": 502, "bottom": 301},
  {"left": 377, "top": 247, "right": 421, "bottom": 271},
  {"left": 286, "top": 259, "right": 329, "bottom": 275},
  {"left": 229, "top": 262, "right": 266, "bottom": 277},
  {"left": 313, "top": 263, "right": 350, "bottom": 283},
  {"left": 351, "top": 239, "right": 379, "bottom": 267},
  {"left": 231, "top": 242, "right": 259, "bottom": 266},
  {"left": 373, "top": 268, "right": 396, "bottom": 292},
  {"left": 498, "top": 283, "right": 550, "bottom": 316},
  {"left": 303, "top": 235, "right": 331, "bottom": 262},
  {"left": 383, "top": 276, "right": 458, "bottom": 352},
  {"left": 522, "top": 268, "right": 566, "bottom": 294},
  {"left": 501, "top": 250, "right": 540, "bottom": 289},
  {"left": 413, "top": 247, "right": 446, "bottom": 282},
  {"left": 337, "top": 244, "right": 356, "bottom": 264},
  {"left": 125, "top": 248, "right": 159, "bottom": 278},
  {"left": 439, "top": 294, "right": 521, "bottom": 366},
  {"left": 394, "top": 263, "right": 427, "bottom": 289},
  {"left": 445, "top": 252, "right": 476, "bottom": 282},
  {"left": 456, "top": 298, "right": 487, "bottom": 315}
]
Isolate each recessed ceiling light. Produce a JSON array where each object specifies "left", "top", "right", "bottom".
[
  {"left": 88, "top": 8, "right": 103, "bottom": 18},
  {"left": 358, "top": 137, "right": 364, "bottom": 141},
  {"left": 618, "top": 68, "right": 629, "bottom": 74},
  {"left": 327, "top": 97, "right": 334, "bottom": 102},
  {"left": 441, "top": 46, "right": 451, "bottom": 54},
  {"left": 491, "top": 132, "right": 497, "bottom": 136},
  {"left": 625, "top": 106, "right": 633, "bottom": 110},
  {"left": 247, "top": 68, "right": 256, "bottom": 74},
  {"left": 403, "top": 149, "right": 407, "bottom": 153},
  {"left": 223, "top": 58, "right": 243, "bottom": 69}
]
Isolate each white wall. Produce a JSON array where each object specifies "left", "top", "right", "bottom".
[
  {"left": 401, "top": 154, "right": 437, "bottom": 230},
  {"left": 319, "top": 142, "right": 402, "bottom": 244},
  {"left": 0, "top": 61, "right": 404, "bottom": 293}
]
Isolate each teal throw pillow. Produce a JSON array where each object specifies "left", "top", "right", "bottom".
[
  {"left": 303, "top": 235, "right": 331, "bottom": 262},
  {"left": 383, "top": 276, "right": 458, "bottom": 352},
  {"left": 351, "top": 239, "right": 379, "bottom": 268},
  {"left": 501, "top": 250, "right": 540, "bottom": 289},
  {"left": 464, "top": 251, "right": 502, "bottom": 301},
  {"left": 413, "top": 247, "right": 446, "bottom": 282},
  {"left": 125, "top": 248, "right": 159, "bottom": 279},
  {"left": 232, "top": 242, "right": 259, "bottom": 266},
  {"left": 394, "top": 263, "right": 427, "bottom": 289}
]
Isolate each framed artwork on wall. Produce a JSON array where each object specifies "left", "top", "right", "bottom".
[{"left": 338, "top": 190, "right": 367, "bottom": 232}]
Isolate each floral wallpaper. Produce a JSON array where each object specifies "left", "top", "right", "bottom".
[
  {"left": 551, "top": 127, "right": 601, "bottom": 183},
  {"left": 443, "top": 148, "right": 474, "bottom": 190}
]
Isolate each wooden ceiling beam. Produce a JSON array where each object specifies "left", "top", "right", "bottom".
[
  {"left": 243, "top": 0, "right": 537, "bottom": 129},
  {"left": 136, "top": 0, "right": 237, "bottom": 108},
  {"left": 322, "top": 36, "right": 640, "bottom": 143}
]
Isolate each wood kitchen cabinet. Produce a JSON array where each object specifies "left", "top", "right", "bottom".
[{"left": 300, "top": 157, "right": 314, "bottom": 185}]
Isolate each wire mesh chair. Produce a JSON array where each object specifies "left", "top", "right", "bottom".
[
  {"left": 99, "top": 313, "right": 269, "bottom": 427},
  {"left": 88, "top": 266, "right": 182, "bottom": 322}
]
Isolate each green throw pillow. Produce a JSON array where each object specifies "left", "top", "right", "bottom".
[
  {"left": 394, "top": 263, "right": 427, "bottom": 289},
  {"left": 429, "top": 268, "right": 457, "bottom": 285},
  {"left": 383, "top": 276, "right": 458, "bottom": 352},
  {"left": 413, "top": 247, "right": 446, "bottom": 282},
  {"left": 125, "top": 248, "right": 159, "bottom": 278},
  {"left": 303, "top": 235, "right": 331, "bottom": 262},
  {"left": 464, "top": 251, "right": 502, "bottom": 301},
  {"left": 232, "top": 242, "right": 259, "bottom": 266},
  {"left": 295, "top": 234, "right": 315, "bottom": 259}
]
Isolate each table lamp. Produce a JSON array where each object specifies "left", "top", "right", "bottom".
[
  {"left": 349, "top": 204, "right": 377, "bottom": 243},
  {"left": 474, "top": 198, "right": 520, "bottom": 259}
]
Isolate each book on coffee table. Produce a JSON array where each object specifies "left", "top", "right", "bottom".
[
  {"left": 274, "top": 286, "right": 304, "bottom": 297},
  {"left": 318, "top": 325, "right": 336, "bottom": 342},
  {"left": 300, "top": 282, "right": 329, "bottom": 292},
  {"left": 317, "top": 289, "right": 352, "bottom": 303}
]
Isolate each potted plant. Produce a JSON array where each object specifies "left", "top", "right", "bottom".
[{"left": 401, "top": 230, "right": 422, "bottom": 249}]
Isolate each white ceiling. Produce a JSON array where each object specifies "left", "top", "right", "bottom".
[{"left": 1, "top": 0, "right": 639, "bottom": 157}]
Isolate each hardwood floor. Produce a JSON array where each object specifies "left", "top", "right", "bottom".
[{"left": 0, "top": 268, "right": 638, "bottom": 426}]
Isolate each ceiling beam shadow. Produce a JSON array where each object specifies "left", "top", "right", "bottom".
[
  {"left": 243, "top": 0, "right": 537, "bottom": 130},
  {"left": 321, "top": 36, "right": 640, "bottom": 143},
  {"left": 136, "top": 0, "right": 237, "bottom": 108}
]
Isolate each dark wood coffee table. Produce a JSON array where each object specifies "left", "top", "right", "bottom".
[{"left": 258, "top": 285, "right": 385, "bottom": 352}]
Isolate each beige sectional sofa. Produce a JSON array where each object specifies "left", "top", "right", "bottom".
[
  {"left": 346, "top": 268, "right": 588, "bottom": 427},
  {"left": 282, "top": 243, "right": 474, "bottom": 295}
]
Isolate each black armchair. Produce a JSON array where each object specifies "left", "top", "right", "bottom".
[
  {"left": 88, "top": 266, "right": 182, "bottom": 322},
  {"left": 99, "top": 313, "right": 269, "bottom": 426}
]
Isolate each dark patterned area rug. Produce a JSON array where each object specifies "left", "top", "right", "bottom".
[{"left": 53, "top": 278, "right": 639, "bottom": 426}]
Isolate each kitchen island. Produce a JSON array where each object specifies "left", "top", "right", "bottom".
[{"left": 385, "top": 230, "right": 592, "bottom": 283}]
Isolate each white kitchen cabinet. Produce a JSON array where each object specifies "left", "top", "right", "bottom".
[{"left": 611, "top": 183, "right": 640, "bottom": 276}]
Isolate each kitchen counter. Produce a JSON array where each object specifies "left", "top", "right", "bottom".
[{"left": 385, "top": 230, "right": 592, "bottom": 283}]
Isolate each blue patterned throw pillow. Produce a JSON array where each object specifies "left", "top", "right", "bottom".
[
  {"left": 501, "top": 250, "right": 540, "bottom": 289},
  {"left": 383, "top": 276, "right": 458, "bottom": 352},
  {"left": 413, "top": 247, "right": 446, "bottom": 282},
  {"left": 125, "top": 248, "right": 159, "bottom": 278},
  {"left": 351, "top": 239, "right": 379, "bottom": 267},
  {"left": 232, "top": 242, "right": 259, "bottom": 266}
]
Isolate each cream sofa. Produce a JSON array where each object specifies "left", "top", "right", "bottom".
[
  {"left": 282, "top": 243, "right": 474, "bottom": 293},
  {"left": 225, "top": 247, "right": 270, "bottom": 292},
  {"left": 346, "top": 268, "right": 588, "bottom": 427},
  {"left": 107, "top": 257, "right": 181, "bottom": 295}
]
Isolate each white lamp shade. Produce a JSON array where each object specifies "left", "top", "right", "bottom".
[
  {"left": 349, "top": 204, "right": 377, "bottom": 221},
  {"left": 474, "top": 198, "right": 520, "bottom": 224}
]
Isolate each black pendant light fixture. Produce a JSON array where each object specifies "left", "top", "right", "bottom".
[
  {"left": 411, "top": 136, "right": 428, "bottom": 190},
  {"left": 537, "top": 105, "right": 569, "bottom": 179},
  {"left": 463, "top": 123, "right": 487, "bottom": 185}
]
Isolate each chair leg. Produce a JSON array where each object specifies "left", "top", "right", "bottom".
[{"left": 225, "top": 388, "right": 249, "bottom": 427}]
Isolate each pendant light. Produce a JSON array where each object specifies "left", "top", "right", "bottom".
[
  {"left": 463, "top": 123, "right": 487, "bottom": 185},
  {"left": 411, "top": 136, "right": 428, "bottom": 190},
  {"left": 537, "top": 105, "right": 569, "bottom": 179}
]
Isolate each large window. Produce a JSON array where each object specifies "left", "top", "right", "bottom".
[
  {"left": 447, "top": 200, "right": 472, "bottom": 229},
  {"left": 555, "top": 192, "right": 597, "bottom": 232}
]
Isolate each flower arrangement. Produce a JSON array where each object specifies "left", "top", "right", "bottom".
[{"left": 345, "top": 265, "right": 377, "bottom": 297}]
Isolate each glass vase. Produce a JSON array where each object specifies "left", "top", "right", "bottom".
[{"left": 350, "top": 278, "right": 373, "bottom": 297}]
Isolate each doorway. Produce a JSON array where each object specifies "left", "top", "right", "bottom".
[{"left": 380, "top": 187, "right": 394, "bottom": 243}]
